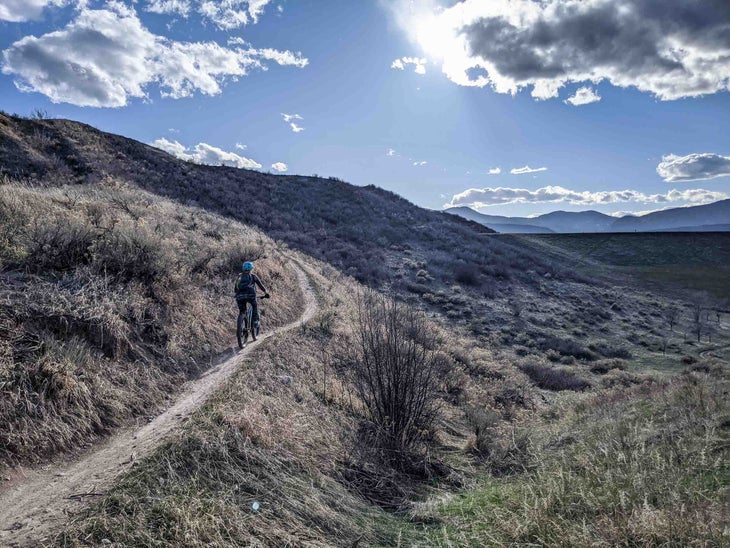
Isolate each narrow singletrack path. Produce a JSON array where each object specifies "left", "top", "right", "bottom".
[{"left": 0, "top": 266, "right": 318, "bottom": 547}]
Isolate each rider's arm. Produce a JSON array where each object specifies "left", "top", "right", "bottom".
[{"left": 254, "top": 275, "right": 268, "bottom": 294}]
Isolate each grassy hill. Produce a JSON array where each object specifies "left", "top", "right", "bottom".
[
  {"left": 0, "top": 181, "right": 304, "bottom": 465},
  {"left": 1, "top": 113, "right": 728, "bottom": 546},
  {"left": 513, "top": 232, "right": 730, "bottom": 302}
]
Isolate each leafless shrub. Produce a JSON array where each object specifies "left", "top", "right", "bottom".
[
  {"left": 349, "top": 291, "right": 442, "bottom": 457},
  {"left": 519, "top": 363, "right": 591, "bottom": 392},
  {"left": 588, "top": 342, "right": 632, "bottom": 359}
]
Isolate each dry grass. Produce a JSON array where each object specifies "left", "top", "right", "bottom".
[
  {"left": 0, "top": 180, "right": 303, "bottom": 465},
  {"left": 56, "top": 267, "right": 390, "bottom": 546},
  {"left": 408, "top": 371, "right": 730, "bottom": 546}
]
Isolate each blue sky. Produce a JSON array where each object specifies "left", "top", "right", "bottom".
[{"left": 1, "top": 0, "right": 729, "bottom": 217}]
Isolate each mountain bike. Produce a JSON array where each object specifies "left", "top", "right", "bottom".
[{"left": 237, "top": 294, "right": 270, "bottom": 349}]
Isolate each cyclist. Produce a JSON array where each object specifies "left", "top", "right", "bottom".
[{"left": 235, "top": 261, "right": 269, "bottom": 332}]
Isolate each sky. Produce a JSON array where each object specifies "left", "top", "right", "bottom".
[{"left": 1, "top": 0, "right": 729, "bottom": 218}]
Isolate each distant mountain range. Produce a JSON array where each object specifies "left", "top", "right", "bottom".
[{"left": 447, "top": 200, "right": 730, "bottom": 233}]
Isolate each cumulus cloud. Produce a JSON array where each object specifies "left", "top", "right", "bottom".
[
  {"left": 0, "top": 0, "right": 66, "bottom": 22},
  {"left": 656, "top": 153, "right": 730, "bottom": 183},
  {"left": 147, "top": 0, "right": 191, "bottom": 17},
  {"left": 391, "top": 56, "right": 427, "bottom": 75},
  {"left": 564, "top": 86, "right": 601, "bottom": 106},
  {"left": 235, "top": 142, "right": 247, "bottom": 150},
  {"left": 386, "top": 148, "right": 396, "bottom": 157},
  {"left": 445, "top": 185, "right": 728, "bottom": 208},
  {"left": 389, "top": 0, "right": 730, "bottom": 101},
  {"left": 271, "top": 162, "right": 288, "bottom": 172},
  {"left": 511, "top": 165, "right": 547, "bottom": 175},
  {"left": 413, "top": 160, "right": 427, "bottom": 166},
  {"left": 281, "top": 113, "right": 304, "bottom": 132},
  {"left": 146, "top": 0, "right": 274, "bottom": 29},
  {"left": 1, "top": 4, "right": 307, "bottom": 107},
  {"left": 488, "top": 167, "right": 501, "bottom": 174},
  {"left": 151, "top": 137, "right": 262, "bottom": 169}
]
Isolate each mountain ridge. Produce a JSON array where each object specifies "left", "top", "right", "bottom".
[{"left": 447, "top": 201, "right": 730, "bottom": 233}]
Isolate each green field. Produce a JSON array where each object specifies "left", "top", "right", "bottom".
[{"left": 504, "top": 232, "right": 730, "bottom": 302}]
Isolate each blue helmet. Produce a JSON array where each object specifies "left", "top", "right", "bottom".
[{"left": 242, "top": 261, "right": 254, "bottom": 272}]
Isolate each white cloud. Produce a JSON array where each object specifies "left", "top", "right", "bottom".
[
  {"left": 445, "top": 185, "right": 728, "bottom": 208},
  {"left": 564, "top": 86, "right": 601, "bottom": 106},
  {"left": 271, "top": 162, "right": 288, "bottom": 172},
  {"left": 281, "top": 113, "right": 305, "bottom": 132},
  {"left": 146, "top": 0, "right": 274, "bottom": 29},
  {"left": 609, "top": 206, "right": 676, "bottom": 218},
  {"left": 0, "top": 0, "right": 66, "bottom": 22},
  {"left": 151, "top": 138, "right": 262, "bottom": 169},
  {"left": 391, "top": 56, "right": 427, "bottom": 75},
  {"left": 413, "top": 160, "right": 427, "bottom": 166},
  {"left": 235, "top": 142, "right": 247, "bottom": 150},
  {"left": 386, "top": 148, "right": 396, "bottom": 157},
  {"left": 388, "top": 0, "right": 730, "bottom": 101},
  {"left": 1, "top": 4, "right": 307, "bottom": 107},
  {"left": 146, "top": 0, "right": 191, "bottom": 17},
  {"left": 657, "top": 153, "right": 730, "bottom": 183},
  {"left": 488, "top": 167, "right": 501, "bottom": 175},
  {"left": 511, "top": 165, "right": 547, "bottom": 175}
]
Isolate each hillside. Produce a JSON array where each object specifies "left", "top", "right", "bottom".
[
  {"left": 514, "top": 232, "right": 730, "bottom": 302},
  {"left": 1, "top": 114, "right": 728, "bottom": 546},
  {"left": 612, "top": 199, "right": 730, "bottom": 232},
  {"left": 448, "top": 201, "right": 730, "bottom": 233},
  {"left": 0, "top": 181, "right": 304, "bottom": 465},
  {"left": 2, "top": 114, "right": 723, "bottom": 371}
]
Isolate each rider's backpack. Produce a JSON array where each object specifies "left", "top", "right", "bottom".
[{"left": 236, "top": 273, "right": 256, "bottom": 296}]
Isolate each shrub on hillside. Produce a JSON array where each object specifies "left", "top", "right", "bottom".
[
  {"left": 535, "top": 333, "right": 597, "bottom": 361},
  {"left": 519, "top": 363, "right": 591, "bottom": 392},
  {"left": 349, "top": 291, "right": 442, "bottom": 458},
  {"left": 588, "top": 342, "right": 632, "bottom": 359}
]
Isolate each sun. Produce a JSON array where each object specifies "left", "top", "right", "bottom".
[{"left": 413, "top": 11, "right": 454, "bottom": 61}]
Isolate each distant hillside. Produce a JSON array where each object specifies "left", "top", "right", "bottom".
[
  {"left": 490, "top": 223, "right": 555, "bottom": 234},
  {"left": 611, "top": 200, "right": 730, "bottom": 232},
  {"left": 447, "top": 206, "right": 614, "bottom": 233},
  {"left": 515, "top": 232, "right": 730, "bottom": 302},
  {"left": 448, "top": 202, "right": 730, "bottom": 233}
]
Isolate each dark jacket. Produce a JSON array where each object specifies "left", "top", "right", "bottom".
[{"left": 235, "top": 272, "right": 267, "bottom": 298}]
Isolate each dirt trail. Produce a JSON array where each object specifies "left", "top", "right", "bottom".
[{"left": 0, "top": 266, "right": 318, "bottom": 547}]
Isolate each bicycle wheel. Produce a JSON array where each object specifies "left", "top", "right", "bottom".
[
  {"left": 247, "top": 304, "right": 256, "bottom": 341},
  {"left": 237, "top": 308, "right": 248, "bottom": 348}
]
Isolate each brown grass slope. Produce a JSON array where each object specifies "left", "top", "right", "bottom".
[
  {"left": 56, "top": 263, "right": 729, "bottom": 547},
  {"left": 0, "top": 114, "right": 727, "bottom": 546},
  {"left": 0, "top": 180, "right": 303, "bottom": 466},
  {"left": 0, "top": 112, "right": 710, "bottom": 377}
]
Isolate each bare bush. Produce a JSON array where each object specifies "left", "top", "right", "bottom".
[
  {"left": 350, "top": 291, "right": 442, "bottom": 456},
  {"left": 519, "top": 363, "right": 591, "bottom": 392}
]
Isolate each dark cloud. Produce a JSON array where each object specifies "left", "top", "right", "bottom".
[{"left": 407, "top": 0, "right": 730, "bottom": 100}]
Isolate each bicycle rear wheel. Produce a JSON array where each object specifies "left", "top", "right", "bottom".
[
  {"left": 247, "top": 304, "right": 256, "bottom": 341},
  {"left": 236, "top": 308, "right": 248, "bottom": 348}
]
